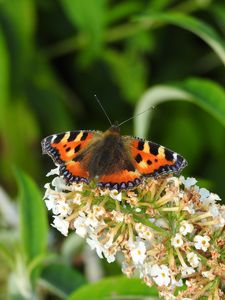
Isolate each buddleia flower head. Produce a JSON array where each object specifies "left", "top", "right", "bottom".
[{"left": 44, "top": 168, "right": 225, "bottom": 300}]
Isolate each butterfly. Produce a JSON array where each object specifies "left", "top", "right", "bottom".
[{"left": 41, "top": 124, "right": 187, "bottom": 191}]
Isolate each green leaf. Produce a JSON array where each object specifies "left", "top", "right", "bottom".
[
  {"left": 60, "top": 0, "right": 106, "bottom": 56},
  {"left": 68, "top": 276, "right": 158, "bottom": 300},
  {"left": 106, "top": 2, "right": 142, "bottom": 25},
  {"left": 211, "top": 4, "right": 225, "bottom": 35},
  {"left": 104, "top": 49, "right": 147, "bottom": 102},
  {"left": 28, "top": 56, "right": 74, "bottom": 132},
  {"left": 15, "top": 169, "right": 47, "bottom": 281},
  {"left": 1, "top": 0, "right": 35, "bottom": 92},
  {"left": 136, "top": 12, "right": 225, "bottom": 65},
  {"left": 0, "top": 28, "right": 9, "bottom": 130},
  {"left": 134, "top": 78, "right": 225, "bottom": 137},
  {"left": 41, "top": 263, "right": 86, "bottom": 299}
]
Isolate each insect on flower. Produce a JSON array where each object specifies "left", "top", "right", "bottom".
[{"left": 41, "top": 96, "right": 187, "bottom": 191}]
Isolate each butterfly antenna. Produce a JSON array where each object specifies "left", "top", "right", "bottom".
[
  {"left": 94, "top": 94, "right": 112, "bottom": 126},
  {"left": 118, "top": 106, "right": 155, "bottom": 127}
]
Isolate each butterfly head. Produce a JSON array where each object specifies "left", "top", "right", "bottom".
[{"left": 109, "top": 122, "right": 120, "bottom": 134}]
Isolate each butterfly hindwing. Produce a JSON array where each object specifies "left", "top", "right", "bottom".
[
  {"left": 127, "top": 137, "right": 187, "bottom": 178},
  {"left": 41, "top": 130, "right": 101, "bottom": 183},
  {"left": 97, "top": 170, "right": 141, "bottom": 190}
]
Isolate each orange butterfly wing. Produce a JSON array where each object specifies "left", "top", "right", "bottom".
[
  {"left": 127, "top": 137, "right": 187, "bottom": 178},
  {"left": 41, "top": 130, "right": 101, "bottom": 183}
]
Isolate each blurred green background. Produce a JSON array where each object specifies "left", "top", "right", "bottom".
[{"left": 0, "top": 0, "right": 225, "bottom": 299}]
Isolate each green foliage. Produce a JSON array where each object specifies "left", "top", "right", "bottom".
[
  {"left": 41, "top": 263, "right": 86, "bottom": 298},
  {"left": 16, "top": 169, "right": 47, "bottom": 260},
  {"left": 136, "top": 12, "right": 225, "bottom": 65},
  {"left": 0, "top": 28, "right": 9, "bottom": 130},
  {"left": 0, "top": 0, "right": 225, "bottom": 298},
  {"left": 68, "top": 276, "right": 158, "bottom": 300},
  {"left": 15, "top": 168, "right": 48, "bottom": 282},
  {"left": 134, "top": 77, "right": 225, "bottom": 137}
]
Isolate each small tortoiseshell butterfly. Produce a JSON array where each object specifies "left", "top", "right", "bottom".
[{"left": 41, "top": 124, "right": 187, "bottom": 191}]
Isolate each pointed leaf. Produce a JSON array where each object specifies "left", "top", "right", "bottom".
[
  {"left": 68, "top": 276, "right": 158, "bottom": 300},
  {"left": 137, "top": 12, "right": 225, "bottom": 65},
  {"left": 15, "top": 169, "right": 47, "bottom": 279},
  {"left": 134, "top": 78, "right": 225, "bottom": 137}
]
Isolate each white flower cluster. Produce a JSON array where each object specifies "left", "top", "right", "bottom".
[{"left": 44, "top": 171, "right": 225, "bottom": 300}]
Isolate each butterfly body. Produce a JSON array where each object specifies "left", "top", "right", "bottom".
[{"left": 42, "top": 125, "right": 187, "bottom": 190}]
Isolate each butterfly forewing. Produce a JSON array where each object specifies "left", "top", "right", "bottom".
[{"left": 41, "top": 130, "right": 101, "bottom": 182}]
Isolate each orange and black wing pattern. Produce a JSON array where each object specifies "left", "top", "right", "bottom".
[
  {"left": 126, "top": 137, "right": 187, "bottom": 178},
  {"left": 41, "top": 130, "right": 101, "bottom": 183}
]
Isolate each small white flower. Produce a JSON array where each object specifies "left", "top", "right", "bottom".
[
  {"left": 44, "top": 183, "right": 51, "bottom": 199},
  {"left": 183, "top": 202, "right": 195, "bottom": 214},
  {"left": 171, "top": 233, "right": 183, "bottom": 248},
  {"left": 198, "top": 188, "right": 210, "bottom": 202},
  {"left": 85, "top": 212, "right": 99, "bottom": 228},
  {"left": 87, "top": 233, "right": 116, "bottom": 263},
  {"left": 180, "top": 266, "right": 195, "bottom": 277},
  {"left": 54, "top": 201, "right": 72, "bottom": 217},
  {"left": 52, "top": 177, "right": 66, "bottom": 192},
  {"left": 92, "top": 205, "right": 106, "bottom": 217},
  {"left": 171, "top": 278, "right": 183, "bottom": 287},
  {"left": 179, "top": 221, "right": 194, "bottom": 236},
  {"left": 111, "top": 210, "right": 124, "bottom": 222},
  {"left": 135, "top": 223, "right": 153, "bottom": 241},
  {"left": 104, "top": 251, "right": 116, "bottom": 263},
  {"left": 109, "top": 190, "right": 122, "bottom": 201},
  {"left": 130, "top": 241, "right": 146, "bottom": 265},
  {"left": 203, "top": 193, "right": 221, "bottom": 206},
  {"left": 194, "top": 235, "right": 210, "bottom": 252},
  {"left": 52, "top": 215, "right": 69, "bottom": 236},
  {"left": 180, "top": 176, "right": 197, "bottom": 188},
  {"left": 208, "top": 204, "right": 219, "bottom": 217},
  {"left": 155, "top": 218, "right": 168, "bottom": 228},
  {"left": 46, "top": 167, "right": 60, "bottom": 177},
  {"left": 150, "top": 264, "right": 171, "bottom": 287},
  {"left": 45, "top": 197, "right": 56, "bottom": 211},
  {"left": 202, "top": 270, "right": 215, "bottom": 280},
  {"left": 74, "top": 215, "right": 88, "bottom": 237},
  {"left": 73, "top": 193, "right": 82, "bottom": 205},
  {"left": 87, "top": 233, "right": 104, "bottom": 259},
  {"left": 187, "top": 252, "right": 200, "bottom": 268}
]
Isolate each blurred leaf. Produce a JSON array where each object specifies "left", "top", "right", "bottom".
[
  {"left": 0, "top": 0, "right": 35, "bottom": 93},
  {"left": 0, "top": 28, "right": 9, "bottom": 130},
  {"left": 68, "top": 276, "right": 158, "bottom": 300},
  {"left": 137, "top": 12, "right": 225, "bottom": 65},
  {"left": 15, "top": 169, "right": 47, "bottom": 281},
  {"left": 41, "top": 263, "right": 86, "bottom": 299},
  {"left": 106, "top": 2, "right": 142, "bottom": 25},
  {"left": 135, "top": 78, "right": 225, "bottom": 137},
  {"left": 104, "top": 49, "right": 147, "bottom": 102},
  {"left": 28, "top": 56, "right": 74, "bottom": 133},
  {"left": 211, "top": 3, "right": 225, "bottom": 35},
  {"left": 0, "top": 100, "right": 41, "bottom": 183},
  {"left": 147, "top": 0, "right": 175, "bottom": 11},
  {"left": 162, "top": 113, "right": 203, "bottom": 173},
  {"left": 60, "top": 0, "right": 106, "bottom": 59}
]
